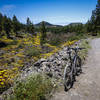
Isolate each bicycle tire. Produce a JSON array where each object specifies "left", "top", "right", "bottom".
[
  {"left": 64, "top": 65, "right": 74, "bottom": 91},
  {"left": 76, "top": 56, "right": 82, "bottom": 75}
]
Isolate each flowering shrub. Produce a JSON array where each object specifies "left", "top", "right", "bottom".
[
  {"left": 0, "top": 69, "right": 18, "bottom": 94},
  {"left": 44, "top": 43, "right": 57, "bottom": 49},
  {"left": 61, "top": 40, "right": 77, "bottom": 47},
  {"left": 40, "top": 47, "right": 59, "bottom": 59},
  {"left": 41, "top": 40, "right": 77, "bottom": 59},
  {"left": 0, "top": 36, "right": 13, "bottom": 44},
  {"left": 26, "top": 47, "right": 41, "bottom": 57},
  {"left": 33, "top": 34, "right": 41, "bottom": 46},
  {"left": 16, "top": 52, "right": 25, "bottom": 57}
]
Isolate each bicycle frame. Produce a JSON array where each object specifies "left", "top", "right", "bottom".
[{"left": 68, "top": 49, "right": 79, "bottom": 76}]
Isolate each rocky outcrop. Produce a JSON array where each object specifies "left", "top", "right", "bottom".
[{"left": 20, "top": 46, "right": 69, "bottom": 82}]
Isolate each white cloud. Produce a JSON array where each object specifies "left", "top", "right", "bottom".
[{"left": 1, "top": 4, "right": 16, "bottom": 12}]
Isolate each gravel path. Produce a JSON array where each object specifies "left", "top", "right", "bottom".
[{"left": 51, "top": 38, "right": 100, "bottom": 100}]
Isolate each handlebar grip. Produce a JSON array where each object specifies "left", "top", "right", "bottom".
[{"left": 79, "top": 48, "right": 85, "bottom": 50}]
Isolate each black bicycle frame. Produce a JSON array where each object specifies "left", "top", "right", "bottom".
[{"left": 68, "top": 49, "right": 79, "bottom": 75}]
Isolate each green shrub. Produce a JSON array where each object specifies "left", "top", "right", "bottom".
[
  {"left": 68, "top": 36, "right": 80, "bottom": 41},
  {"left": 7, "top": 74, "right": 53, "bottom": 100},
  {"left": 26, "top": 47, "right": 41, "bottom": 57},
  {"left": 48, "top": 36, "right": 61, "bottom": 46},
  {"left": 68, "top": 33, "right": 86, "bottom": 41},
  {"left": 10, "top": 40, "right": 18, "bottom": 45},
  {"left": 79, "top": 40, "right": 91, "bottom": 61},
  {"left": 17, "top": 43, "right": 25, "bottom": 49}
]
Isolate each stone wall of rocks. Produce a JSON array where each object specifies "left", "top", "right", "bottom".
[{"left": 20, "top": 46, "right": 69, "bottom": 82}]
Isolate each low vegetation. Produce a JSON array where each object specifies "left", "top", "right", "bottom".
[
  {"left": 4, "top": 74, "right": 53, "bottom": 100},
  {"left": 78, "top": 39, "right": 91, "bottom": 61},
  {"left": 26, "top": 47, "right": 41, "bottom": 57}
]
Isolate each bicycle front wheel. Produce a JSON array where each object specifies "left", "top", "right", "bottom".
[{"left": 64, "top": 65, "right": 73, "bottom": 91}]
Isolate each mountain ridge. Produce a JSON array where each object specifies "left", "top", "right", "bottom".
[
  {"left": 35, "top": 21, "right": 63, "bottom": 28},
  {"left": 35, "top": 21, "right": 83, "bottom": 27}
]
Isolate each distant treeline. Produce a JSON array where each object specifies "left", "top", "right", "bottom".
[
  {"left": 0, "top": 13, "right": 85, "bottom": 39},
  {"left": 0, "top": 13, "right": 34, "bottom": 38},
  {"left": 0, "top": 0, "right": 100, "bottom": 39},
  {"left": 46, "top": 23, "right": 85, "bottom": 34}
]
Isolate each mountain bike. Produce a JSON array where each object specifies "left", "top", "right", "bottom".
[{"left": 64, "top": 46, "right": 85, "bottom": 91}]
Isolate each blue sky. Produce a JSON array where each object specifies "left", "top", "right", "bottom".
[{"left": 0, "top": 0, "right": 97, "bottom": 25}]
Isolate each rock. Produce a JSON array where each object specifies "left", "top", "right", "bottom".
[
  {"left": 0, "top": 50, "right": 5, "bottom": 55},
  {"left": 46, "top": 72, "right": 53, "bottom": 78},
  {"left": 40, "top": 62, "right": 47, "bottom": 71},
  {"left": 38, "top": 69, "right": 42, "bottom": 72},
  {"left": 10, "top": 58, "right": 15, "bottom": 62},
  {"left": 0, "top": 97, "right": 4, "bottom": 100},
  {"left": 47, "top": 56, "right": 55, "bottom": 62},
  {"left": 34, "top": 58, "right": 46, "bottom": 67}
]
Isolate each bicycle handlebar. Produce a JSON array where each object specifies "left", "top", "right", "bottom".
[
  {"left": 71, "top": 47, "right": 85, "bottom": 51},
  {"left": 67, "top": 47, "right": 85, "bottom": 53}
]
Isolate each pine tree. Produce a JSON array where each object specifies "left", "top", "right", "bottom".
[
  {"left": 96, "top": 0, "right": 100, "bottom": 17},
  {"left": 0, "top": 24, "right": 2, "bottom": 34},
  {"left": 30, "top": 23, "right": 34, "bottom": 35},
  {"left": 26, "top": 17, "right": 31, "bottom": 33},
  {"left": 40, "top": 21, "right": 47, "bottom": 45},
  {"left": 90, "top": 0, "right": 100, "bottom": 32},
  {"left": 26, "top": 17, "right": 34, "bottom": 34},
  {"left": 86, "top": 20, "right": 92, "bottom": 32},
  {"left": 0, "top": 13, "right": 3, "bottom": 34},
  {"left": 3, "top": 16, "right": 12, "bottom": 38},
  {"left": 95, "top": 0, "right": 100, "bottom": 30},
  {"left": 27, "top": 17, "right": 31, "bottom": 26},
  {"left": 12, "top": 15, "right": 21, "bottom": 36}
]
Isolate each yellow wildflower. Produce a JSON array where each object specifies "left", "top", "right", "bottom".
[
  {"left": 1, "top": 79, "right": 5, "bottom": 82},
  {"left": 3, "top": 74, "right": 8, "bottom": 78},
  {"left": 0, "top": 76, "right": 3, "bottom": 78},
  {"left": 33, "top": 34, "right": 41, "bottom": 46},
  {"left": 0, "top": 82, "right": 4, "bottom": 85}
]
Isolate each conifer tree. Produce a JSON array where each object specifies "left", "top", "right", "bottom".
[
  {"left": 3, "top": 16, "right": 12, "bottom": 38},
  {"left": 26, "top": 17, "right": 34, "bottom": 34},
  {"left": 0, "top": 13, "right": 3, "bottom": 34},
  {"left": 12, "top": 15, "right": 21, "bottom": 36},
  {"left": 89, "top": 0, "right": 100, "bottom": 32},
  {"left": 0, "top": 24, "right": 2, "bottom": 34},
  {"left": 40, "top": 21, "right": 47, "bottom": 45},
  {"left": 27, "top": 17, "right": 31, "bottom": 26},
  {"left": 26, "top": 17, "right": 31, "bottom": 33},
  {"left": 30, "top": 23, "right": 34, "bottom": 35},
  {"left": 95, "top": 0, "right": 100, "bottom": 30}
]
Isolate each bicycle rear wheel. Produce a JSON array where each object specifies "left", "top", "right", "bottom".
[{"left": 76, "top": 56, "right": 82, "bottom": 75}]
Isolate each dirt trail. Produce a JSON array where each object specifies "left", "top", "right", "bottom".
[{"left": 51, "top": 38, "right": 100, "bottom": 100}]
